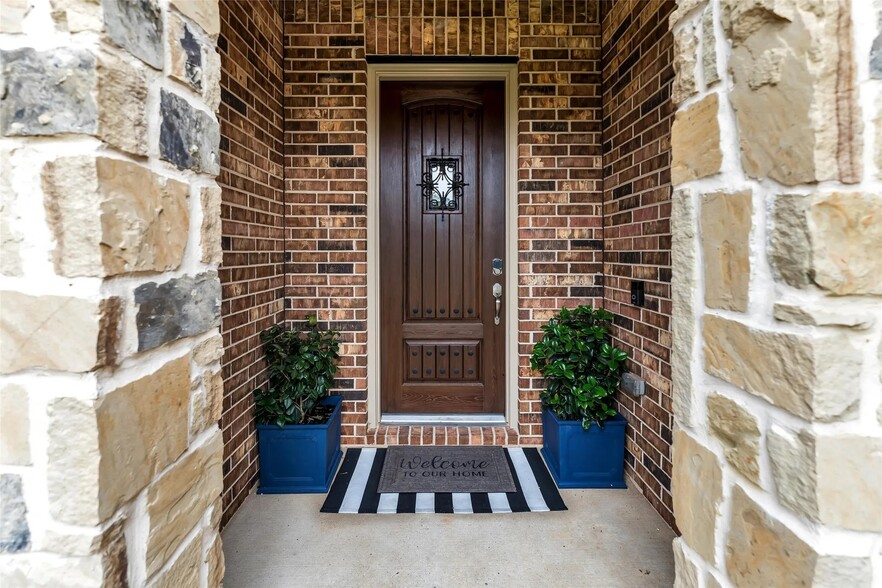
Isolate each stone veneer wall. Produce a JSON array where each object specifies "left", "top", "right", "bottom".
[
  {"left": 669, "top": 0, "right": 882, "bottom": 586},
  {"left": 0, "top": 0, "right": 225, "bottom": 585},
  {"left": 283, "top": 0, "right": 603, "bottom": 446},
  {"left": 601, "top": 0, "right": 677, "bottom": 529},
  {"left": 216, "top": 0, "right": 285, "bottom": 529}
]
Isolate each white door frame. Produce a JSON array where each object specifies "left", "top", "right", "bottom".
[{"left": 366, "top": 62, "right": 519, "bottom": 429}]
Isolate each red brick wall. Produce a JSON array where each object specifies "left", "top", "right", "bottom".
[
  {"left": 217, "top": 0, "right": 286, "bottom": 526},
  {"left": 516, "top": 10, "right": 603, "bottom": 441},
  {"left": 283, "top": 0, "right": 603, "bottom": 446},
  {"left": 283, "top": 1, "right": 370, "bottom": 443},
  {"left": 601, "top": 0, "right": 676, "bottom": 528},
  {"left": 217, "top": 0, "right": 676, "bottom": 529}
]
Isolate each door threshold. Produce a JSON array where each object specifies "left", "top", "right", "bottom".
[{"left": 381, "top": 413, "right": 507, "bottom": 426}]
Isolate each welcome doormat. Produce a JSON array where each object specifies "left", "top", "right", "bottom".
[
  {"left": 379, "top": 446, "right": 516, "bottom": 493},
  {"left": 321, "top": 447, "right": 567, "bottom": 514}
]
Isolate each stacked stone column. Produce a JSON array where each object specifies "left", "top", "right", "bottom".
[
  {"left": 669, "top": 0, "right": 882, "bottom": 586},
  {"left": 0, "top": 0, "right": 225, "bottom": 586}
]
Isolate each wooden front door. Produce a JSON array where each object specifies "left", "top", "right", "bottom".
[{"left": 379, "top": 80, "right": 506, "bottom": 415}]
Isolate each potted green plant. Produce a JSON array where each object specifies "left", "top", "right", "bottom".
[
  {"left": 254, "top": 316, "right": 343, "bottom": 493},
  {"left": 530, "top": 305, "right": 629, "bottom": 488}
]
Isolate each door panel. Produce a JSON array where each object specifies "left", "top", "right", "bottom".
[{"left": 380, "top": 81, "right": 505, "bottom": 415}]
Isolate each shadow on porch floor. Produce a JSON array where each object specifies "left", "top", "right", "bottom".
[{"left": 222, "top": 487, "right": 675, "bottom": 587}]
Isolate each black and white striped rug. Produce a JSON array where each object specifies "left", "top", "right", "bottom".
[{"left": 321, "top": 447, "right": 567, "bottom": 514}]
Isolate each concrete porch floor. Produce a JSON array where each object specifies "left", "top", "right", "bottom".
[{"left": 222, "top": 487, "right": 675, "bottom": 587}]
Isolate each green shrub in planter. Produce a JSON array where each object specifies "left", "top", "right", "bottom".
[
  {"left": 254, "top": 317, "right": 341, "bottom": 428},
  {"left": 529, "top": 305, "right": 628, "bottom": 430}
]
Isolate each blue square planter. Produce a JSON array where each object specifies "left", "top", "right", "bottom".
[
  {"left": 257, "top": 395, "right": 343, "bottom": 494},
  {"left": 541, "top": 408, "right": 627, "bottom": 489}
]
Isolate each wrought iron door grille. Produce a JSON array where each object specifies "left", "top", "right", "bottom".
[{"left": 418, "top": 149, "right": 467, "bottom": 220}]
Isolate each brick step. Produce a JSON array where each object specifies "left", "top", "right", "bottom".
[{"left": 345, "top": 426, "right": 538, "bottom": 447}]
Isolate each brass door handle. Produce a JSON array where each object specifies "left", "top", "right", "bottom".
[{"left": 492, "top": 283, "right": 502, "bottom": 325}]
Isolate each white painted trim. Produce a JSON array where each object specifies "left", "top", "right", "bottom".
[
  {"left": 381, "top": 413, "right": 507, "bottom": 426},
  {"left": 366, "top": 62, "right": 519, "bottom": 430}
]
